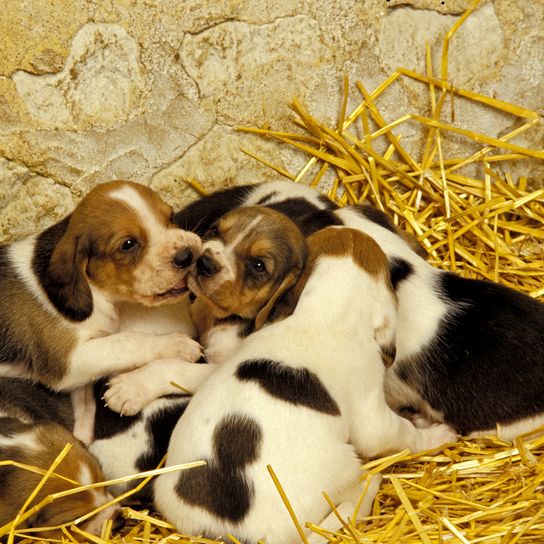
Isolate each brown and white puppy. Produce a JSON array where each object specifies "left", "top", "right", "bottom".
[
  {"left": 0, "top": 180, "right": 201, "bottom": 441},
  {"left": 102, "top": 205, "right": 308, "bottom": 416},
  {"left": 154, "top": 227, "right": 456, "bottom": 543},
  {"left": 190, "top": 205, "right": 308, "bottom": 364},
  {"left": 0, "top": 378, "right": 121, "bottom": 538}
]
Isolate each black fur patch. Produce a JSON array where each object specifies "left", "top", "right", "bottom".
[
  {"left": 255, "top": 191, "right": 278, "bottom": 205},
  {"left": 214, "top": 314, "right": 255, "bottom": 338},
  {"left": 389, "top": 258, "right": 414, "bottom": 289},
  {"left": 353, "top": 205, "right": 397, "bottom": 233},
  {"left": 236, "top": 359, "right": 340, "bottom": 415},
  {"left": 266, "top": 198, "right": 341, "bottom": 236},
  {"left": 136, "top": 400, "right": 189, "bottom": 473},
  {"left": 173, "top": 185, "right": 256, "bottom": 236},
  {"left": 404, "top": 272, "right": 544, "bottom": 434},
  {"left": 0, "top": 378, "right": 73, "bottom": 429},
  {"left": 318, "top": 194, "right": 339, "bottom": 211},
  {"left": 175, "top": 413, "right": 262, "bottom": 522},
  {"left": 93, "top": 380, "right": 142, "bottom": 439}
]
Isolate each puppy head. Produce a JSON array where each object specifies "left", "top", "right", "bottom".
[
  {"left": 0, "top": 422, "right": 121, "bottom": 537},
  {"left": 189, "top": 206, "right": 307, "bottom": 328},
  {"left": 44, "top": 181, "right": 202, "bottom": 320},
  {"left": 291, "top": 227, "right": 398, "bottom": 366}
]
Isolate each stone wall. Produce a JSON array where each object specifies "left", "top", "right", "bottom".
[{"left": 1, "top": 0, "right": 542, "bottom": 242}]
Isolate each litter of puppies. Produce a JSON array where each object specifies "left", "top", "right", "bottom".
[{"left": 3, "top": 0, "right": 544, "bottom": 541}]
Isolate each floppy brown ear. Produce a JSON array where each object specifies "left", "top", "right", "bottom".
[
  {"left": 255, "top": 267, "right": 303, "bottom": 330},
  {"left": 45, "top": 232, "right": 93, "bottom": 322}
]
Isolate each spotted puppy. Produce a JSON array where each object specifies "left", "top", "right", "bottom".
[
  {"left": 102, "top": 205, "right": 307, "bottom": 415},
  {"left": 0, "top": 378, "right": 122, "bottom": 537},
  {"left": 0, "top": 180, "right": 201, "bottom": 442},
  {"left": 90, "top": 380, "right": 190, "bottom": 499},
  {"left": 172, "top": 180, "right": 544, "bottom": 440},
  {"left": 154, "top": 227, "right": 456, "bottom": 543}
]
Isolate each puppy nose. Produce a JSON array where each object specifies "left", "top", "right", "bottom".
[
  {"left": 196, "top": 254, "right": 218, "bottom": 277},
  {"left": 173, "top": 248, "right": 193, "bottom": 269}
]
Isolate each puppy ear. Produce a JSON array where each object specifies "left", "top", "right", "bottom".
[
  {"left": 255, "top": 267, "right": 302, "bottom": 330},
  {"left": 373, "top": 287, "right": 398, "bottom": 368},
  {"left": 46, "top": 231, "right": 93, "bottom": 321}
]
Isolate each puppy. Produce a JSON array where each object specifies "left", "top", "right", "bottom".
[
  {"left": 102, "top": 205, "right": 308, "bottom": 415},
  {"left": 90, "top": 380, "right": 190, "bottom": 499},
  {"left": 0, "top": 378, "right": 122, "bottom": 538},
  {"left": 172, "top": 180, "right": 544, "bottom": 440},
  {"left": 154, "top": 227, "right": 456, "bottom": 543},
  {"left": 0, "top": 180, "right": 201, "bottom": 441}
]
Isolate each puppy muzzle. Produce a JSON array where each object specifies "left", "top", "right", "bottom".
[
  {"left": 196, "top": 254, "right": 219, "bottom": 277},
  {"left": 173, "top": 248, "right": 194, "bottom": 269}
]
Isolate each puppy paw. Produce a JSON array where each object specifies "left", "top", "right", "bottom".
[
  {"left": 417, "top": 423, "right": 458, "bottom": 452},
  {"left": 103, "top": 370, "right": 154, "bottom": 416},
  {"left": 160, "top": 333, "right": 202, "bottom": 362}
]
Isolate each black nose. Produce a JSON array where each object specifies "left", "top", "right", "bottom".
[
  {"left": 196, "top": 254, "right": 218, "bottom": 277},
  {"left": 173, "top": 248, "right": 193, "bottom": 269}
]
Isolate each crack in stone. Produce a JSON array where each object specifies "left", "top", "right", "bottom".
[{"left": 183, "top": 14, "right": 304, "bottom": 36}]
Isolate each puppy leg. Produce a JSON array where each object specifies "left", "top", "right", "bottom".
[
  {"left": 71, "top": 385, "right": 96, "bottom": 446},
  {"left": 103, "top": 359, "right": 217, "bottom": 415},
  {"left": 62, "top": 331, "right": 202, "bottom": 389},
  {"left": 308, "top": 475, "right": 382, "bottom": 544},
  {"left": 349, "top": 390, "right": 457, "bottom": 458}
]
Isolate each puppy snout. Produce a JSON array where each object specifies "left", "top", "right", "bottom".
[
  {"left": 173, "top": 248, "right": 193, "bottom": 269},
  {"left": 196, "top": 254, "right": 219, "bottom": 277}
]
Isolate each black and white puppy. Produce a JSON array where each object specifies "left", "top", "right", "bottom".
[
  {"left": 90, "top": 380, "right": 190, "bottom": 499},
  {"left": 154, "top": 227, "right": 455, "bottom": 543},
  {"left": 172, "top": 180, "right": 544, "bottom": 440}
]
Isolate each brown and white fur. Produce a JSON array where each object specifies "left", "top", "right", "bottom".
[
  {"left": 103, "top": 205, "right": 308, "bottom": 416},
  {"left": 0, "top": 378, "right": 122, "bottom": 538},
  {"left": 154, "top": 227, "right": 456, "bottom": 543},
  {"left": 170, "top": 180, "right": 544, "bottom": 441},
  {"left": 0, "top": 180, "right": 201, "bottom": 443}
]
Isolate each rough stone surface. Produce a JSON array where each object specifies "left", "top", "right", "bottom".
[{"left": 0, "top": 0, "right": 542, "bottom": 242}]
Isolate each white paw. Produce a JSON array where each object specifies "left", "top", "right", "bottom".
[
  {"left": 160, "top": 333, "right": 202, "bottom": 362},
  {"left": 419, "top": 423, "right": 458, "bottom": 451},
  {"left": 103, "top": 372, "right": 152, "bottom": 416}
]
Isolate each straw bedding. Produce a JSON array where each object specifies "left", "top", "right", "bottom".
[{"left": 4, "top": 0, "right": 544, "bottom": 541}]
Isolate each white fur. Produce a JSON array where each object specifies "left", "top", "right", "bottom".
[
  {"left": 8, "top": 237, "right": 57, "bottom": 317},
  {"left": 335, "top": 207, "right": 449, "bottom": 360},
  {"left": 0, "top": 429, "right": 40, "bottom": 452},
  {"left": 245, "top": 180, "right": 329, "bottom": 210},
  {"left": 154, "top": 254, "right": 456, "bottom": 543},
  {"left": 468, "top": 414, "right": 544, "bottom": 442}
]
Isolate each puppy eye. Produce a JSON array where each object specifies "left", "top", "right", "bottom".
[
  {"left": 120, "top": 238, "right": 138, "bottom": 252},
  {"left": 248, "top": 258, "right": 266, "bottom": 274}
]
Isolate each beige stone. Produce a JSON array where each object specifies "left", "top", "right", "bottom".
[{"left": 0, "top": 0, "right": 542, "bottom": 242}]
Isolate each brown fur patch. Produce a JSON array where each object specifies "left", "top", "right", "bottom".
[
  {"left": 272, "top": 227, "right": 394, "bottom": 321},
  {"left": 307, "top": 227, "right": 390, "bottom": 278},
  {"left": 0, "top": 422, "right": 106, "bottom": 533}
]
